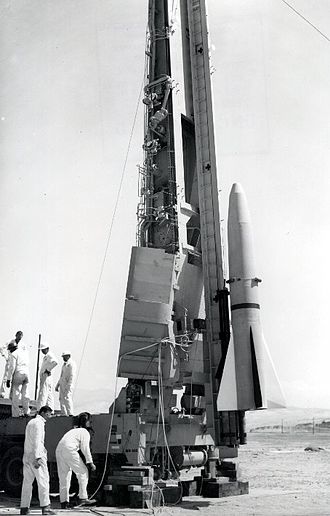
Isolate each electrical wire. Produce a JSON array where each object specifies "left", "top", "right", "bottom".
[
  {"left": 90, "top": 509, "right": 152, "bottom": 516},
  {"left": 82, "top": 20, "right": 170, "bottom": 501},
  {"left": 50, "top": 3, "right": 208, "bottom": 509},
  {"left": 150, "top": 376, "right": 162, "bottom": 466},
  {"left": 157, "top": 344, "right": 184, "bottom": 506},
  {"left": 87, "top": 359, "right": 121, "bottom": 502},
  {"left": 75, "top": 72, "right": 145, "bottom": 389},
  {"left": 280, "top": 0, "right": 330, "bottom": 43},
  {"left": 150, "top": 480, "right": 166, "bottom": 510},
  {"left": 86, "top": 338, "right": 172, "bottom": 504},
  {"left": 88, "top": 338, "right": 185, "bottom": 508}
]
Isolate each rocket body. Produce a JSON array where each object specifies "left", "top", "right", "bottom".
[
  {"left": 217, "top": 183, "right": 285, "bottom": 411},
  {"left": 227, "top": 182, "right": 266, "bottom": 410}
]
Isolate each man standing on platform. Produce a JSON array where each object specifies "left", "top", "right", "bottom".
[
  {"left": 55, "top": 351, "right": 76, "bottom": 416},
  {"left": 6, "top": 338, "right": 30, "bottom": 417},
  {"left": 37, "top": 343, "right": 58, "bottom": 411},
  {"left": 0, "top": 330, "right": 24, "bottom": 398}
]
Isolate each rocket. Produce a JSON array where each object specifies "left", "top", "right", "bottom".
[{"left": 217, "top": 183, "right": 285, "bottom": 411}]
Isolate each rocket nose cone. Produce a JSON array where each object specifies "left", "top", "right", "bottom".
[
  {"left": 230, "top": 182, "right": 244, "bottom": 195},
  {"left": 229, "top": 182, "right": 247, "bottom": 211},
  {"left": 228, "top": 182, "right": 256, "bottom": 278},
  {"left": 228, "top": 181, "right": 251, "bottom": 226}
]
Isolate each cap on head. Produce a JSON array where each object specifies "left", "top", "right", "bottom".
[
  {"left": 15, "top": 331, "right": 23, "bottom": 343},
  {"left": 39, "top": 343, "right": 49, "bottom": 350},
  {"left": 61, "top": 351, "right": 71, "bottom": 357}
]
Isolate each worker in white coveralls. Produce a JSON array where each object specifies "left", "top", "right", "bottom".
[
  {"left": 0, "top": 343, "right": 7, "bottom": 397},
  {"left": 20, "top": 405, "right": 56, "bottom": 515},
  {"left": 55, "top": 351, "right": 76, "bottom": 416},
  {"left": 7, "top": 338, "right": 30, "bottom": 417},
  {"left": 0, "top": 342, "right": 14, "bottom": 398},
  {"left": 55, "top": 412, "right": 96, "bottom": 508},
  {"left": 37, "top": 343, "right": 58, "bottom": 411},
  {"left": 0, "top": 331, "right": 24, "bottom": 397}
]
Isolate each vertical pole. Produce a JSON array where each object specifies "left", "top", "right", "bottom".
[
  {"left": 34, "top": 334, "right": 41, "bottom": 400},
  {"left": 187, "top": 0, "right": 225, "bottom": 446}
]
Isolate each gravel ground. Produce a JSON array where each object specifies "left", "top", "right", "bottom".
[{"left": 1, "top": 432, "right": 330, "bottom": 516}]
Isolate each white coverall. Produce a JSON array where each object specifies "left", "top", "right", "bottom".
[
  {"left": 0, "top": 344, "right": 9, "bottom": 397},
  {"left": 7, "top": 347, "right": 30, "bottom": 417},
  {"left": 37, "top": 351, "right": 58, "bottom": 410},
  {"left": 56, "top": 358, "right": 76, "bottom": 416},
  {"left": 55, "top": 428, "right": 93, "bottom": 503},
  {"left": 21, "top": 414, "right": 50, "bottom": 509}
]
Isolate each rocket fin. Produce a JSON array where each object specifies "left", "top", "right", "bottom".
[
  {"left": 216, "top": 336, "right": 238, "bottom": 411},
  {"left": 262, "top": 333, "right": 286, "bottom": 408},
  {"left": 250, "top": 327, "right": 263, "bottom": 408},
  {"left": 216, "top": 327, "right": 285, "bottom": 411}
]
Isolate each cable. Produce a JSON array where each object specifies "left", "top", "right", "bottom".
[
  {"left": 87, "top": 361, "right": 121, "bottom": 502},
  {"left": 75, "top": 73, "right": 145, "bottom": 389},
  {"left": 85, "top": 337, "right": 190, "bottom": 509},
  {"left": 157, "top": 344, "right": 183, "bottom": 506},
  {"left": 149, "top": 480, "right": 166, "bottom": 510},
  {"left": 280, "top": 0, "right": 330, "bottom": 43},
  {"left": 90, "top": 510, "right": 152, "bottom": 516},
  {"left": 86, "top": 338, "right": 170, "bottom": 503}
]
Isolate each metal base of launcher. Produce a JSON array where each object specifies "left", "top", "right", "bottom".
[
  {"left": 103, "top": 464, "right": 248, "bottom": 508},
  {"left": 201, "top": 479, "right": 249, "bottom": 498},
  {"left": 103, "top": 466, "right": 159, "bottom": 508},
  {"left": 181, "top": 478, "right": 203, "bottom": 496},
  {"left": 130, "top": 483, "right": 182, "bottom": 508},
  {"left": 103, "top": 480, "right": 249, "bottom": 508},
  {"left": 103, "top": 483, "right": 182, "bottom": 508}
]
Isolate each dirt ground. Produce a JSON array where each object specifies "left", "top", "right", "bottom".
[{"left": 1, "top": 432, "right": 330, "bottom": 516}]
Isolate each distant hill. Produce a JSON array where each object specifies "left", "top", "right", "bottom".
[
  {"left": 72, "top": 389, "right": 330, "bottom": 432},
  {"left": 74, "top": 388, "right": 114, "bottom": 414},
  {"left": 246, "top": 407, "right": 330, "bottom": 431}
]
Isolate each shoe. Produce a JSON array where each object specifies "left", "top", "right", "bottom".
[
  {"left": 60, "top": 502, "right": 70, "bottom": 509},
  {"left": 41, "top": 506, "right": 57, "bottom": 515},
  {"left": 20, "top": 509, "right": 30, "bottom": 515},
  {"left": 78, "top": 498, "right": 96, "bottom": 506}
]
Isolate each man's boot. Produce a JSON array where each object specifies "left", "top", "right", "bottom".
[
  {"left": 41, "top": 505, "right": 57, "bottom": 515},
  {"left": 20, "top": 508, "right": 30, "bottom": 515},
  {"left": 60, "top": 501, "right": 70, "bottom": 509},
  {"left": 78, "top": 499, "right": 96, "bottom": 506}
]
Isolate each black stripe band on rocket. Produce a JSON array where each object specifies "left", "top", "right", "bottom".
[{"left": 231, "top": 303, "right": 260, "bottom": 311}]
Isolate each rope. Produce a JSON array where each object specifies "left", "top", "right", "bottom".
[
  {"left": 86, "top": 338, "right": 172, "bottom": 507},
  {"left": 280, "top": 0, "right": 330, "bottom": 43},
  {"left": 75, "top": 76, "right": 145, "bottom": 388}
]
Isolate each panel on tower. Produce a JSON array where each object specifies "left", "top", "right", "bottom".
[{"left": 118, "top": 246, "right": 176, "bottom": 379}]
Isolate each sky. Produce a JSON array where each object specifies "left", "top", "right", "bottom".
[{"left": 0, "top": 0, "right": 330, "bottom": 410}]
